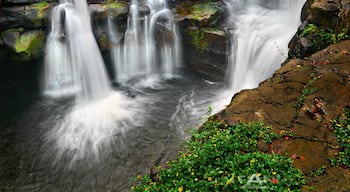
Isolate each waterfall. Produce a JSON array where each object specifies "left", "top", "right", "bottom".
[
  {"left": 109, "top": 0, "right": 181, "bottom": 83},
  {"left": 43, "top": 0, "right": 136, "bottom": 162},
  {"left": 43, "top": 0, "right": 110, "bottom": 101},
  {"left": 226, "top": 0, "right": 305, "bottom": 94}
]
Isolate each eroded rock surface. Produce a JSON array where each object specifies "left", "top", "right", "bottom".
[{"left": 217, "top": 40, "right": 350, "bottom": 191}]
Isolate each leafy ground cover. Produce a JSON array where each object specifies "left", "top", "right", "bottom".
[
  {"left": 331, "top": 107, "right": 350, "bottom": 168},
  {"left": 132, "top": 118, "right": 306, "bottom": 191}
]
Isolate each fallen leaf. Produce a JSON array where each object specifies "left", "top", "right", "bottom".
[{"left": 299, "top": 155, "right": 306, "bottom": 162}]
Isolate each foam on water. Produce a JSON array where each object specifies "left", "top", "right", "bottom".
[{"left": 46, "top": 92, "right": 137, "bottom": 163}]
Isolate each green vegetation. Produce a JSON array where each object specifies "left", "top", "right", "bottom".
[
  {"left": 16, "top": 31, "right": 45, "bottom": 56},
  {"left": 301, "top": 24, "right": 350, "bottom": 52},
  {"left": 330, "top": 107, "right": 350, "bottom": 168},
  {"left": 293, "top": 71, "right": 319, "bottom": 119},
  {"left": 309, "top": 165, "right": 327, "bottom": 177},
  {"left": 103, "top": 2, "right": 127, "bottom": 9},
  {"left": 32, "top": 1, "right": 49, "bottom": 8},
  {"left": 192, "top": 30, "right": 208, "bottom": 52},
  {"left": 132, "top": 119, "right": 305, "bottom": 191},
  {"left": 188, "top": 2, "right": 218, "bottom": 21}
]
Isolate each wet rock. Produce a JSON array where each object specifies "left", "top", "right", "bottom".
[
  {"left": 174, "top": 1, "right": 225, "bottom": 28},
  {"left": 0, "top": 28, "right": 46, "bottom": 60},
  {"left": 90, "top": 2, "right": 129, "bottom": 21},
  {"left": 0, "top": 1, "right": 52, "bottom": 30},
  {"left": 183, "top": 27, "right": 228, "bottom": 81},
  {"left": 3, "top": 0, "right": 56, "bottom": 6}
]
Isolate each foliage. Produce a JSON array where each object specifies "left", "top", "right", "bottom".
[
  {"left": 309, "top": 165, "right": 327, "bottom": 177},
  {"left": 331, "top": 107, "right": 350, "bottom": 167},
  {"left": 132, "top": 119, "right": 305, "bottom": 191},
  {"left": 103, "top": 2, "right": 127, "bottom": 9},
  {"left": 300, "top": 24, "right": 350, "bottom": 52},
  {"left": 32, "top": 1, "right": 49, "bottom": 8},
  {"left": 192, "top": 30, "right": 208, "bottom": 53},
  {"left": 293, "top": 71, "right": 319, "bottom": 119},
  {"left": 14, "top": 31, "right": 45, "bottom": 57},
  {"left": 188, "top": 2, "right": 218, "bottom": 21}
]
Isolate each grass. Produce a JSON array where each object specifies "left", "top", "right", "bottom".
[{"left": 131, "top": 118, "right": 305, "bottom": 191}]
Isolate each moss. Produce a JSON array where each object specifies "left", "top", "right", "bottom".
[
  {"left": 14, "top": 30, "right": 45, "bottom": 58},
  {"left": 187, "top": 2, "right": 218, "bottom": 21},
  {"left": 192, "top": 30, "right": 208, "bottom": 53},
  {"left": 102, "top": 2, "right": 128, "bottom": 10},
  {"left": 29, "top": 1, "right": 50, "bottom": 19},
  {"left": 32, "top": 1, "right": 49, "bottom": 8}
]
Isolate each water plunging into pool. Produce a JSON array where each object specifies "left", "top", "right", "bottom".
[
  {"left": 1, "top": 0, "right": 307, "bottom": 191},
  {"left": 225, "top": 0, "right": 305, "bottom": 94},
  {"left": 109, "top": 0, "right": 181, "bottom": 83},
  {"left": 43, "top": 0, "right": 135, "bottom": 162}
]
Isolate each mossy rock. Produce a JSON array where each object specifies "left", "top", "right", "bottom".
[
  {"left": 24, "top": 1, "right": 51, "bottom": 27},
  {"left": 175, "top": 1, "right": 221, "bottom": 27},
  {"left": 187, "top": 2, "right": 219, "bottom": 21},
  {"left": 90, "top": 1, "right": 128, "bottom": 20},
  {"left": 190, "top": 27, "right": 226, "bottom": 53},
  {"left": 1, "top": 28, "right": 46, "bottom": 60}
]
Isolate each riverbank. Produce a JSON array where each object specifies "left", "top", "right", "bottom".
[{"left": 133, "top": 40, "right": 350, "bottom": 192}]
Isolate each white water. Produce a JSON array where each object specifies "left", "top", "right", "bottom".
[
  {"left": 43, "top": 0, "right": 136, "bottom": 162},
  {"left": 109, "top": 0, "right": 181, "bottom": 83},
  {"left": 44, "top": 0, "right": 110, "bottom": 101},
  {"left": 226, "top": 0, "right": 305, "bottom": 94}
]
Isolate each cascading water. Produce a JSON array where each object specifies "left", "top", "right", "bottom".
[
  {"left": 44, "top": 0, "right": 110, "bottom": 100},
  {"left": 109, "top": 0, "right": 181, "bottom": 83},
  {"left": 43, "top": 0, "right": 135, "bottom": 162},
  {"left": 225, "top": 0, "right": 305, "bottom": 94}
]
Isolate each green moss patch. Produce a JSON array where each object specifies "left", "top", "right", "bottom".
[
  {"left": 187, "top": 2, "right": 218, "bottom": 21},
  {"left": 14, "top": 30, "right": 45, "bottom": 58}
]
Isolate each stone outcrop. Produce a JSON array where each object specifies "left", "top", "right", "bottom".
[
  {"left": 174, "top": 0, "right": 228, "bottom": 81},
  {"left": 217, "top": 40, "right": 350, "bottom": 191},
  {"left": 289, "top": 0, "right": 350, "bottom": 58}
]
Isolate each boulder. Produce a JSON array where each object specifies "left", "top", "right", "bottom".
[
  {"left": 0, "top": 1, "right": 52, "bottom": 30},
  {"left": 183, "top": 27, "right": 228, "bottom": 81},
  {"left": 174, "top": 1, "right": 225, "bottom": 28},
  {"left": 0, "top": 28, "right": 46, "bottom": 60},
  {"left": 289, "top": 0, "right": 350, "bottom": 58}
]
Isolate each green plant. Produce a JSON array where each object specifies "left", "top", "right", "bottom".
[
  {"left": 330, "top": 107, "right": 350, "bottom": 167},
  {"left": 301, "top": 24, "right": 350, "bottom": 52},
  {"left": 309, "top": 166, "right": 327, "bottom": 177},
  {"left": 192, "top": 30, "right": 208, "bottom": 52},
  {"left": 32, "top": 1, "right": 49, "bottom": 8},
  {"left": 293, "top": 71, "right": 319, "bottom": 119},
  {"left": 132, "top": 119, "right": 305, "bottom": 191}
]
